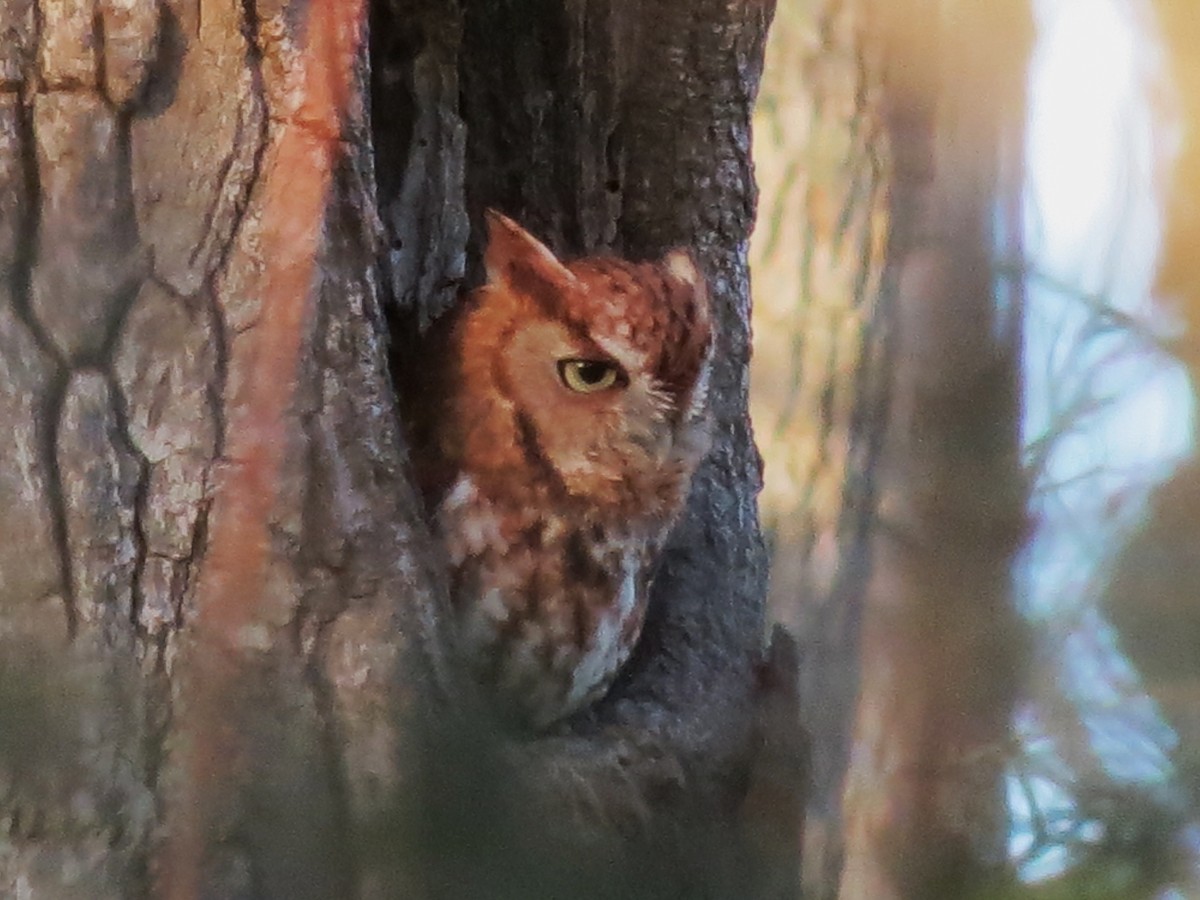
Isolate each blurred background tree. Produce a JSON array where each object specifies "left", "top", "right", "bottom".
[
  {"left": 749, "top": 2, "right": 891, "bottom": 891},
  {"left": 753, "top": 0, "right": 1200, "bottom": 896}
]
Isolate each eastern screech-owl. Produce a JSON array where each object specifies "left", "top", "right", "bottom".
[{"left": 412, "top": 211, "right": 713, "bottom": 730}]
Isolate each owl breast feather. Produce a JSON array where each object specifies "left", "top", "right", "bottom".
[{"left": 437, "top": 474, "right": 653, "bottom": 729}]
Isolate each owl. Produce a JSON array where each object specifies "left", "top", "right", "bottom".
[{"left": 410, "top": 210, "right": 713, "bottom": 730}]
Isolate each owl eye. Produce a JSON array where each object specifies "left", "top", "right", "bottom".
[{"left": 557, "top": 359, "right": 623, "bottom": 393}]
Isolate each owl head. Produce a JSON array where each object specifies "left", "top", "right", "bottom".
[{"left": 447, "top": 211, "right": 713, "bottom": 521}]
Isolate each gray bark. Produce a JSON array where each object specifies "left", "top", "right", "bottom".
[{"left": 378, "top": 0, "right": 792, "bottom": 895}]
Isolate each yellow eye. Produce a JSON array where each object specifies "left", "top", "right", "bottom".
[{"left": 557, "top": 359, "right": 623, "bottom": 393}]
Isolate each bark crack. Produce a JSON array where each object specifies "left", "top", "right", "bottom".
[
  {"left": 9, "top": 82, "right": 75, "bottom": 631},
  {"left": 107, "top": 364, "right": 151, "bottom": 638},
  {"left": 40, "top": 370, "right": 76, "bottom": 636}
]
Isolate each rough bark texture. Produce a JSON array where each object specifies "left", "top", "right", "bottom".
[
  {"left": 376, "top": 0, "right": 789, "bottom": 895},
  {"left": 835, "top": 4, "right": 1031, "bottom": 898},
  {"left": 450, "top": 0, "right": 772, "bottom": 744},
  {"left": 453, "top": 0, "right": 774, "bottom": 808},
  {"left": 1, "top": 1, "right": 447, "bottom": 896},
  {"left": 0, "top": 0, "right": 787, "bottom": 896}
]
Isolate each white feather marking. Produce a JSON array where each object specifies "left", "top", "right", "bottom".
[
  {"left": 438, "top": 476, "right": 504, "bottom": 563},
  {"left": 593, "top": 333, "right": 647, "bottom": 374},
  {"left": 685, "top": 357, "right": 712, "bottom": 423},
  {"left": 663, "top": 249, "right": 700, "bottom": 288},
  {"left": 441, "top": 475, "right": 476, "bottom": 512},
  {"left": 565, "top": 552, "right": 639, "bottom": 709}
]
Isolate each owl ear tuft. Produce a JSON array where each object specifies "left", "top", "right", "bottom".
[{"left": 483, "top": 210, "right": 576, "bottom": 293}]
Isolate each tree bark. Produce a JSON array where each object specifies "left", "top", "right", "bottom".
[
  {"left": 378, "top": 0, "right": 787, "bottom": 895},
  {"left": 0, "top": 0, "right": 785, "bottom": 897},
  {"left": 4, "top": 0, "right": 453, "bottom": 895}
]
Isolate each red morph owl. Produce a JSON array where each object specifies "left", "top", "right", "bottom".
[{"left": 412, "top": 211, "right": 713, "bottom": 729}]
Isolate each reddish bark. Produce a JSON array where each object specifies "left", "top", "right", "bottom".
[{"left": 163, "top": 2, "right": 366, "bottom": 895}]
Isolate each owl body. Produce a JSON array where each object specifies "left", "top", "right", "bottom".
[{"left": 415, "top": 211, "right": 712, "bottom": 729}]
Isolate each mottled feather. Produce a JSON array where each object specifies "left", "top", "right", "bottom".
[{"left": 412, "top": 211, "right": 713, "bottom": 729}]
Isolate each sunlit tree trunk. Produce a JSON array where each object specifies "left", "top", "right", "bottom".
[
  {"left": 750, "top": 3, "right": 891, "bottom": 894},
  {"left": 837, "top": 4, "right": 1031, "bottom": 898}
]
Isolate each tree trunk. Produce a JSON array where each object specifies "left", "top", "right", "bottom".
[
  {"left": 0, "top": 0, "right": 786, "bottom": 897},
  {"left": 1106, "top": 6, "right": 1200, "bottom": 889},
  {"left": 378, "top": 0, "right": 788, "bottom": 894},
  {"left": 836, "top": 3, "right": 1031, "bottom": 898}
]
